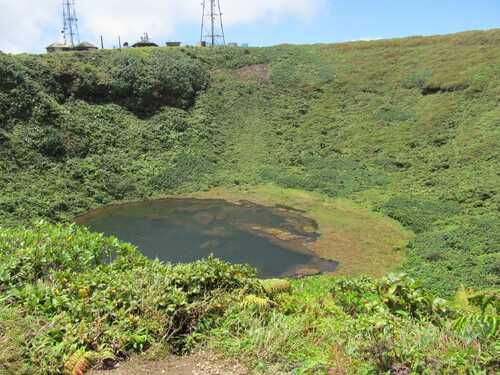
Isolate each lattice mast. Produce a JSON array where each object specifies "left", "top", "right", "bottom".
[
  {"left": 200, "top": 0, "right": 225, "bottom": 46},
  {"left": 62, "top": 0, "right": 80, "bottom": 46}
]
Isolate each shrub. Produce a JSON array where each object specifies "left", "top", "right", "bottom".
[
  {"left": 0, "top": 54, "right": 54, "bottom": 127},
  {"left": 195, "top": 46, "right": 267, "bottom": 70},
  {"left": 0, "top": 221, "right": 133, "bottom": 290},
  {"left": 258, "top": 156, "right": 388, "bottom": 197},
  {"left": 109, "top": 50, "right": 211, "bottom": 113},
  {"left": 149, "top": 49, "right": 211, "bottom": 105},
  {"left": 59, "top": 101, "right": 132, "bottom": 157},
  {"left": 36, "top": 127, "right": 66, "bottom": 156},
  {"left": 374, "top": 106, "right": 414, "bottom": 122},
  {"left": 110, "top": 52, "right": 154, "bottom": 97},
  {"left": 402, "top": 218, "right": 500, "bottom": 296},
  {"left": 374, "top": 157, "right": 411, "bottom": 172},
  {"left": 13, "top": 123, "right": 66, "bottom": 157},
  {"left": 149, "top": 151, "right": 215, "bottom": 192},
  {"left": 45, "top": 53, "right": 109, "bottom": 101},
  {"left": 257, "top": 165, "right": 281, "bottom": 181},
  {"left": 262, "top": 46, "right": 335, "bottom": 88},
  {"left": 377, "top": 197, "right": 461, "bottom": 233},
  {"left": 0, "top": 222, "right": 256, "bottom": 374},
  {"left": 105, "top": 176, "right": 135, "bottom": 199},
  {"left": 401, "top": 70, "right": 436, "bottom": 89}
]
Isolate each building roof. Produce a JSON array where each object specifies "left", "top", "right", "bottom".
[
  {"left": 76, "top": 41, "right": 98, "bottom": 48},
  {"left": 45, "top": 42, "right": 68, "bottom": 49},
  {"left": 46, "top": 41, "right": 98, "bottom": 53}
]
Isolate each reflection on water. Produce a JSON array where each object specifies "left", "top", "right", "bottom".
[{"left": 76, "top": 198, "right": 337, "bottom": 278}]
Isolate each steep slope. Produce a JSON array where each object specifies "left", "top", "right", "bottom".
[
  {"left": 0, "top": 30, "right": 499, "bottom": 375},
  {"left": 189, "top": 31, "right": 499, "bottom": 295},
  {"left": 0, "top": 30, "right": 498, "bottom": 295}
]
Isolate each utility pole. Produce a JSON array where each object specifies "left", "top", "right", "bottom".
[
  {"left": 61, "top": 0, "right": 80, "bottom": 46},
  {"left": 200, "top": 0, "right": 225, "bottom": 46}
]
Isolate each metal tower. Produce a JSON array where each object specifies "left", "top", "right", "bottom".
[
  {"left": 200, "top": 0, "right": 225, "bottom": 46},
  {"left": 61, "top": 0, "right": 80, "bottom": 46}
]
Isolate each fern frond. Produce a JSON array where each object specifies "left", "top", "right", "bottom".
[
  {"left": 63, "top": 349, "right": 95, "bottom": 375},
  {"left": 242, "top": 294, "right": 275, "bottom": 310},
  {"left": 468, "top": 291, "right": 499, "bottom": 316},
  {"left": 259, "top": 278, "right": 291, "bottom": 296},
  {"left": 453, "top": 285, "right": 476, "bottom": 315}
]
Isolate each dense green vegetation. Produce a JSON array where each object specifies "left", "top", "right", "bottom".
[
  {"left": 0, "top": 29, "right": 499, "bottom": 373},
  {"left": 1, "top": 222, "right": 498, "bottom": 374}
]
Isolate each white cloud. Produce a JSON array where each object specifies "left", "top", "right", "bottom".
[
  {"left": 0, "top": 0, "right": 328, "bottom": 53},
  {"left": 0, "top": 0, "right": 60, "bottom": 53}
]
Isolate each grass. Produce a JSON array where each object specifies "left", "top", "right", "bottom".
[{"left": 205, "top": 274, "right": 498, "bottom": 374}]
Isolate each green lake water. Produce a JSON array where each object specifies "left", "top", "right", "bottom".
[{"left": 76, "top": 198, "right": 337, "bottom": 278}]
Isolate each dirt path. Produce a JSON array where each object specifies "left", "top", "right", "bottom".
[{"left": 87, "top": 351, "right": 264, "bottom": 375}]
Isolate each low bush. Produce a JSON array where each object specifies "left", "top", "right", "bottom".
[
  {"left": 377, "top": 197, "right": 462, "bottom": 234},
  {"left": 208, "top": 275, "right": 498, "bottom": 374},
  {"left": 0, "top": 221, "right": 256, "bottom": 374},
  {"left": 402, "top": 217, "right": 500, "bottom": 296},
  {"left": 1, "top": 222, "right": 498, "bottom": 374},
  {"left": 374, "top": 106, "right": 414, "bottom": 122},
  {"left": 401, "top": 70, "right": 436, "bottom": 89},
  {"left": 109, "top": 49, "right": 211, "bottom": 114},
  {"left": 149, "top": 151, "right": 216, "bottom": 193},
  {"left": 258, "top": 156, "right": 388, "bottom": 198},
  {"left": 195, "top": 46, "right": 267, "bottom": 70},
  {"left": 262, "top": 46, "right": 335, "bottom": 88}
]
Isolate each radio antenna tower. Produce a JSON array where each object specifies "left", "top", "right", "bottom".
[
  {"left": 200, "top": 0, "right": 225, "bottom": 46},
  {"left": 61, "top": 0, "right": 80, "bottom": 46}
]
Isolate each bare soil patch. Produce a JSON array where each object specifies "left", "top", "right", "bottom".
[
  {"left": 229, "top": 64, "right": 269, "bottom": 84},
  {"left": 88, "top": 351, "right": 261, "bottom": 375}
]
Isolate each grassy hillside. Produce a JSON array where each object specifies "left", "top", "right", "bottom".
[
  {"left": 191, "top": 30, "right": 500, "bottom": 296},
  {"left": 0, "top": 29, "right": 499, "bottom": 373}
]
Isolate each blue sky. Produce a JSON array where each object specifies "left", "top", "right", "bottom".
[
  {"left": 200, "top": 0, "right": 500, "bottom": 46},
  {"left": 0, "top": 0, "right": 498, "bottom": 54}
]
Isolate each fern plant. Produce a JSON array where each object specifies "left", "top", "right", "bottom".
[
  {"left": 63, "top": 349, "right": 95, "bottom": 375},
  {"left": 468, "top": 291, "right": 499, "bottom": 315},
  {"left": 242, "top": 294, "right": 275, "bottom": 310},
  {"left": 454, "top": 285, "right": 499, "bottom": 316},
  {"left": 259, "top": 278, "right": 291, "bottom": 297},
  {"left": 240, "top": 279, "right": 291, "bottom": 310},
  {"left": 452, "top": 285, "right": 499, "bottom": 341}
]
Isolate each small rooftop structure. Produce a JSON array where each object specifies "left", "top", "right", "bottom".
[
  {"left": 132, "top": 40, "right": 158, "bottom": 48},
  {"left": 45, "top": 41, "right": 98, "bottom": 53},
  {"left": 73, "top": 41, "right": 98, "bottom": 51},
  {"left": 46, "top": 42, "right": 69, "bottom": 53},
  {"left": 132, "top": 33, "right": 158, "bottom": 48}
]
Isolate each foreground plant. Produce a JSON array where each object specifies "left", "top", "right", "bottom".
[
  {"left": 0, "top": 221, "right": 256, "bottom": 374},
  {"left": 207, "top": 275, "right": 499, "bottom": 374}
]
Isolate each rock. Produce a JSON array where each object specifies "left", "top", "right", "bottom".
[{"left": 250, "top": 226, "right": 304, "bottom": 241}]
